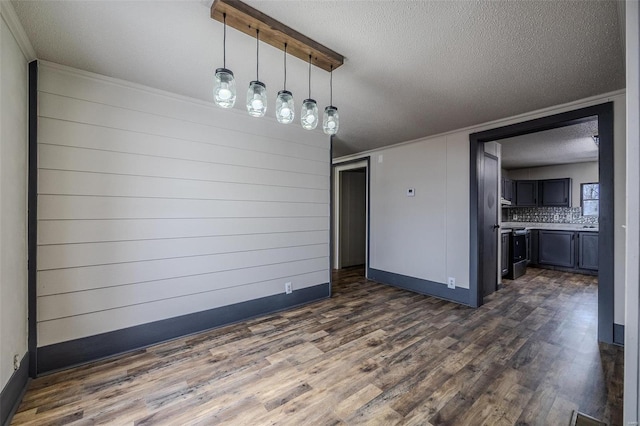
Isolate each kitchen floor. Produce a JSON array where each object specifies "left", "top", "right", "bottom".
[{"left": 11, "top": 267, "right": 623, "bottom": 425}]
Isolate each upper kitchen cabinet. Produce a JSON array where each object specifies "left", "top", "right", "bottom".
[
  {"left": 501, "top": 177, "right": 514, "bottom": 202},
  {"left": 539, "top": 178, "right": 572, "bottom": 207},
  {"left": 512, "top": 178, "right": 572, "bottom": 207},
  {"left": 515, "top": 180, "right": 538, "bottom": 206}
]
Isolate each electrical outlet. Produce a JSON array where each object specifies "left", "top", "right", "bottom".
[
  {"left": 13, "top": 354, "right": 19, "bottom": 371},
  {"left": 447, "top": 277, "right": 456, "bottom": 289},
  {"left": 553, "top": 214, "right": 559, "bottom": 221},
  {"left": 285, "top": 282, "right": 292, "bottom": 294},
  {"left": 513, "top": 214, "right": 518, "bottom": 220}
]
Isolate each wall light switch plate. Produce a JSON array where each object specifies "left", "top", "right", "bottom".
[
  {"left": 447, "top": 277, "right": 455, "bottom": 289},
  {"left": 407, "top": 188, "right": 415, "bottom": 197},
  {"left": 378, "top": 155, "right": 383, "bottom": 163}
]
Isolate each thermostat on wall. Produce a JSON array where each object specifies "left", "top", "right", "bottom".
[{"left": 407, "top": 188, "right": 415, "bottom": 197}]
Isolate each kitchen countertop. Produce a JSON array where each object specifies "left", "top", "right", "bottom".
[{"left": 501, "top": 222, "right": 599, "bottom": 232}]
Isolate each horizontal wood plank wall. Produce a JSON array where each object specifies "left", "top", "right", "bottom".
[{"left": 36, "top": 63, "right": 330, "bottom": 349}]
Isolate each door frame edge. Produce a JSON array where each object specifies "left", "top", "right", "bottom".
[{"left": 332, "top": 157, "right": 371, "bottom": 277}]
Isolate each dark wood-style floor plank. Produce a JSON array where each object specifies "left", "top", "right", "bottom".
[{"left": 11, "top": 267, "right": 623, "bottom": 425}]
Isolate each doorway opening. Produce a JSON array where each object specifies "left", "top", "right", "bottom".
[
  {"left": 498, "top": 118, "right": 600, "bottom": 282},
  {"left": 469, "top": 102, "right": 615, "bottom": 344},
  {"left": 332, "top": 158, "right": 370, "bottom": 277}
]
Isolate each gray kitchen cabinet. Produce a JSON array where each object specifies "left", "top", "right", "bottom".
[
  {"left": 515, "top": 180, "right": 538, "bottom": 206},
  {"left": 502, "top": 177, "right": 514, "bottom": 202},
  {"left": 539, "top": 178, "right": 571, "bottom": 207},
  {"left": 538, "top": 230, "right": 575, "bottom": 268},
  {"left": 530, "top": 230, "right": 538, "bottom": 265},
  {"left": 501, "top": 232, "right": 510, "bottom": 276},
  {"left": 577, "top": 232, "right": 599, "bottom": 270}
]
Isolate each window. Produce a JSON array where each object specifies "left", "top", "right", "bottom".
[{"left": 581, "top": 183, "right": 599, "bottom": 216}]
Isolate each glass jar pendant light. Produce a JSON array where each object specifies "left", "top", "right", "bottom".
[
  {"left": 301, "top": 55, "right": 318, "bottom": 130},
  {"left": 276, "top": 43, "right": 295, "bottom": 124},
  {"left": 323, "top": 65, "right": 339, "bottom": 135},
  {"left": 214, "top": 13, "right": 236, "bottom": 109},
  {"left": 246, "top": 28, "right": 267, "bottom": 117}
]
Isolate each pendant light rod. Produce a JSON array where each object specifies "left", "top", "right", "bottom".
[
  {"left": 223, "top": 13, "right": 227, "bottom": 68},
  {"left": 255, "top": 28, "right": 259, "bottom": 81},
  {"left": 283, "top": 43, "right": 287, "bottom": 90},
  {"left": 308, "top": 54, "right": 312, "bottom": 98},
  {"left": 211, "top": 0, "right": 344, "bottom": 72},
  {"left": 330, "top": 65, "right": 333, "bottom": 105}
]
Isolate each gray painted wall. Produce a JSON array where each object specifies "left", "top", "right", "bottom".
[
  {"left": 0, "top": 4, "right": 29, "bottom": 392},
  {"left": 36, "top": 63, "right": 330, "bottom": 347}
]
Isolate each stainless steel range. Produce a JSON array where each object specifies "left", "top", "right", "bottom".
[{"left": 507, "top": 228, "right": 529, "bottom": 279}]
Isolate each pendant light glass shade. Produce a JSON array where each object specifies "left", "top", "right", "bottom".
[
  {"left": 301, "top": 55, "right": 318, "bottom": 130},
  {"left": 246, "top": 28, "right": 267, "bottom": 117},
  {"left": 214, "top": 68, "right": 236, "bottom": 108},
  {"left": 276, "top": 43, "right": 294, "bottom": 124},
  {"left": 247, "top": 81, "right": 267, "bottom": 117},
  {"left": 323, "top": 106, "right": 339, "bottom": 135},
  {"left": 214, "top": 14, "right": 236, "bottom": 109},
  {"left": 276, "top": 90, "right": 294, "bottom": 124},
  {"left": 323, "top": 65, "right": 339, "bottom": 135},
  {"left": 301, "top": 99, "right": 318, "bottom": 130}
]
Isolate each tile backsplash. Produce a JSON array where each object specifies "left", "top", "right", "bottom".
[{"left": 504, "top": 207, "right": 599, "bottom": 224}]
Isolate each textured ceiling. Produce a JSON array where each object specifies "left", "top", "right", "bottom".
[
  {"left": 500, "top": 119, "right": 599, "bottom": 170},
  {"left": 11, "top": 0, "right": 625, "bottom": 157}
]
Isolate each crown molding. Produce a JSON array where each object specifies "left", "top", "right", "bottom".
[{"left": 0, "top": 1, "right": 36, "bottom": 61}]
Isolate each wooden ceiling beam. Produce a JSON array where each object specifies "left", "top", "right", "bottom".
[{"left": 211, "top": 0, "right": 344, "bottom": 72}]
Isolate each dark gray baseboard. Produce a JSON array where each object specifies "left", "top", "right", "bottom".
[
  {"left": 1, "top": 352, "right": 29, "bottom": 426},
  {"left": 37, "top": 283, "right": 330, "bottom": 375},
  {"left": 613, "top": 323, "right": 624, "bottom": 346},
  {"left": 368, "top": 268, "right": 470, "bottom": 305}
]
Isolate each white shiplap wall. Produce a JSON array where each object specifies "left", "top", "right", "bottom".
[{"left": 36, "top": 62, "right": 330, "bottom": 347}]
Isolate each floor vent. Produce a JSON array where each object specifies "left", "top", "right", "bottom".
[{"left": 570, "top": 410, "right": 607, "bottom": 426}]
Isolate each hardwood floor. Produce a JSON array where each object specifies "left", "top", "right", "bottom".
[{"left": 12, "top": 267, "right": 623, "bottom": 425}]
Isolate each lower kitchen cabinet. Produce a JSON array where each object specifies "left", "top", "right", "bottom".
[
  {"left": 577, "top": 232, "right": 599, "bottom": 270},
  {"left": 538, "top": 230, "right": 575, "bottom": 268},
  {"left": 501, "top": 232, "right": 510, "bottom": 276},
  {"left": 530, "top": 230, "right": 538, "bottom": 265},
  {"left": 531, "top": 229, "right": 598, "bottom": 274}
]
